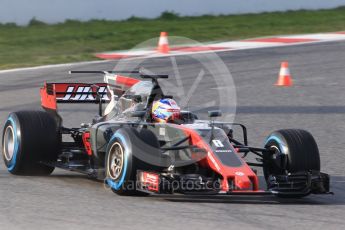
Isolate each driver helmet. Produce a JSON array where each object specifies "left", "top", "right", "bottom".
[{"left": 152, "top": 98, "right": 181, "bottom": 123}]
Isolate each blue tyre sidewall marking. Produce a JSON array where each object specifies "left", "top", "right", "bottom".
[
  {"left": 6, "top": 116, "right": 19, "bottom": 172},
  {"left": 106, "top": 133, "right": 129, "bottom": 191},
  {"left": 265, "top": 135, "right": 287, "bottom": 154}
]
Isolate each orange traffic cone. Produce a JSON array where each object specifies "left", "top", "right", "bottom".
[
  {"left": 157, "top": 32, "right": 170, "bottom": 54},
  {"left": 275, "top": 61, "right": 293, "bottom": 86}
]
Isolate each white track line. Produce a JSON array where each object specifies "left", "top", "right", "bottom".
[
  {"left": 1, "top": 32, "right": 345, "bottom": 74},
  {"left": 0, "top": 60, "right": 111, "bottom": 74},
  {"left": 95, "top": 32, "right": 345, "bottom": 59}
]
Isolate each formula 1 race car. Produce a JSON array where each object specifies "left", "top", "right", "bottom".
[{"left": 1, "top": 70, "right": 331, "bottom": 198}]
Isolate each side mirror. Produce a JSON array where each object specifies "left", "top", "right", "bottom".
[
  {"left": 131, "top": 110, "right": 146, "bottom": 118},
  {"left": 208, "top": 110, "right": 222, "bottom": 118}
]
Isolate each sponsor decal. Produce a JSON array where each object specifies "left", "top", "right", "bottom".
[
  {"left": 215, "top": 149, "right": 232, "bottom": 153},
  {"left": 159, "top": 127, "right": 166, "bottom": 136},
  {"left": 55, "top": 84, "right": 109, "bottom": 101},
  {"left": 235, "top": 171, "right": 245, "bottom": 176},
  {"left": 140, "top": 172, "right": 159, "bottom": 192}
]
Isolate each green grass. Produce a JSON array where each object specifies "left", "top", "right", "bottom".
[{"left": 1, "top": 7, "right": 345, "bottom": 69}]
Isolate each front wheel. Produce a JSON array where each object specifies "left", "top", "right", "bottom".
[
  {"left": 105, "top": 128, "right": 162, "bottom": 195},
  {"left": 263, "top": 129, "right": 320, "bottom": 198}
]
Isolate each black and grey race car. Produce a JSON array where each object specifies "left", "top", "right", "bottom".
[{"left": 1, "top": 70, "right": 331, "bottom": 197}]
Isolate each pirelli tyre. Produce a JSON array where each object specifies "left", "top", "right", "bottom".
[
  {"left": 105, "top": 127, "right": 163, "bottom": 196},
  {"left": 2, "top": 111, "right": 60, "bottom": 175},
  {"left": 264, "top": 129, "right": 321, "bottom": 197}
]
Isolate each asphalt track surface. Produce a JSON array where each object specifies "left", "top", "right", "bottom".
[{"left": 1, "top": 41, "right": 345, "bottom": 230}]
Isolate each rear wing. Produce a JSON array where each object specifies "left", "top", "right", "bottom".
[
  {"left": 40, "top": 74, "right": 140, "bottom": 111},
  {"left": 40, "top": 82, "right": 107, "bottom": 110},
  {"left": 40, "top": 69, "right": 168, "bottom": 115}
]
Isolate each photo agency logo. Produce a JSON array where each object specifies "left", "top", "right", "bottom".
[{"left": 104, "top": 35, "right": 237, "bottom": 192}]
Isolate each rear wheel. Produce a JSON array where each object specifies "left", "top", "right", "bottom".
[
  {"left": 264, "top": 129, "right": 320, "bottom": 198},
  {"left": 2, "top": 111, "right": 60, "bottom": 175}
]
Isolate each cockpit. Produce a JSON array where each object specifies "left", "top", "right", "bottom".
[
  {"left": 117, "top": 81, "right": 154, "bottom": 115},
  {"left": 103, "top": 78, "right": 165, "bottom": 121},
  {"left": 102, "top": 76, "right": 197, "bottom": 124}
]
